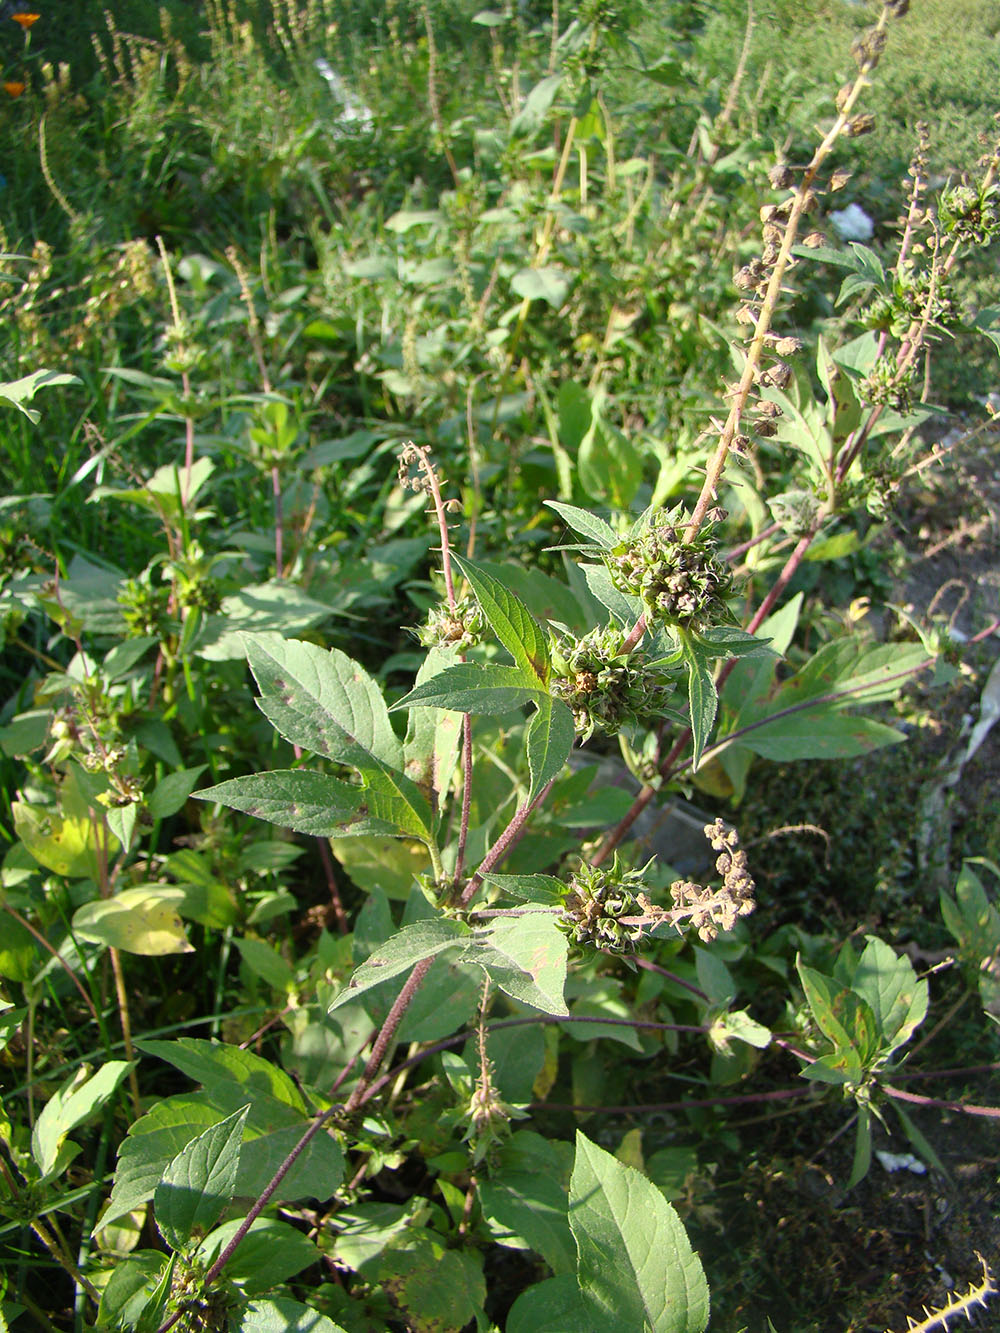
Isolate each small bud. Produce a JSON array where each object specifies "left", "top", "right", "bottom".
[
  {"left": 885, "top": 0, "right": 909, "bottom": 14},
  {"left": 761, "top": 243, "right": 781, "bottom": 267},
  {"left": 768, "top": 163, "right": 794, "bottom": 190},
  {"left": 762, "top": 222, "right": 784, "bottom": 246},
  {"left": 734, "top": 263, "right": 763, "bottom": 291},
  {"left": 773, "top": 336, "right": 802, "bottom": 356},
  {"left": 753, "top": 419, "right": 778, "bottom": 438},
  {"left": 835, "top": 83, "right": 854, "bottom": 113},
  {"left": 735, "top": 304, "right": 758, "bottom": 326},
  {"left": 802, "top": 231, "right": 826, "bottom": 248},
  {"left": 733, "top": 433, "right": 752, "bottom": 453},
  {"left": 845, "top": 113, "right": 876, "bottom": 138},
  {"left": 755, "top": 399, "right": 782, "bottom": 419},
  {"left": 851, "top": 27, "right": 887, "bottom": 74},
  {"left": 830, "top": 167, "right": 852, "bottom": 191}
]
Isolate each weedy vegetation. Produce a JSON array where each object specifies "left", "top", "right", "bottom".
[{"left": 1, "top": 1, "right": 999, "bottom": 1331}]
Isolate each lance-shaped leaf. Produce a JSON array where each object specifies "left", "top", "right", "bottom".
[
  {"left": 329, "top": 919, "right": 470, "bottom": 1012},
  {"left": 244, "top": 633, "right": 402, "bottom": 770},
  {"left": 452, "top": 554, "right": 550, "bottom": 683},
  {"left": 525, "top": 697, "right": 575, "bottom": 803},
  {"left": 569, "top": 1132, "right": 710, "bottom": 1333},
  {"left": 196, "top": 771, "right": 362, "bottom": 836},
  {"left": 544, "top": 501, "right": 618, "bottom": 550},
  {"left": 679, "top": 630, "right": 718, "bottom": 772},
  {"left": 465, "top": 910, "right": 569, "bottom": 1016},
  {"left": 391, "top": 662, "right": 546, "bottom": 716}
]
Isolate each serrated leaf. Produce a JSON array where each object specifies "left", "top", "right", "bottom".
[
  {"left": 244, "top": 634, "right": 402, "bottom": 770},
  {"left": 195, "top": 770, "right": 424, "bottom": 840},
  {"left": 196, "top": 1218, "right": 320, "bottom": 1293},
  {"left": 851, "top": 936, "right": 927, "bottom": 1052},
  {"left": 679, "top": 631, "right": 717, "bottom": 771},
  {"left": 329, "top": 920, "right": 470, "bottom": 1012},
  {"left": 232, "top": 1297, "right": 348, "bottom": 1333},
  {"left": 391, "top": 661, "right": 545, "bottom": 715},
  {"left": 154, "top": 1105, "right": 249, "bottom": 1253},
  {"left": 506, "top": 1276, "right": 600, "bottom": 1333},
  {"left": 403, "top": 647, "right": 463, "bottom": 810},
  {"left": 466, "top": 910, "right": 569, "bottom": 1015},
  {"left": 525, "top": 697, "right": 575, "bottom": 802},
  {"left": 479, "top": 1172, "right": 575, "bottom": 1274},
  {"left": 569, "top": 1131, "right": 710, "bottom": 1332},
  {"left": 544, "top": 501, "right": 618, "bottom": 550},
  {"left": 452, "top": 554, "right": 550, "bottom": 682},
  {"left": 480, "top": 872, "right": 567, "bottom": 904}
]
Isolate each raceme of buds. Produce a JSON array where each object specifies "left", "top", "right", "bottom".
[
  {"left": 669, "top": 820, "right": 756, "bottom": 942},
  {"left": 939, "top": 182, "right": 999, "bottom": 246},
  {"left": 604, "top": 508, "right": 733, "bottom": 631},
  {"left": 549, "top": 625, "right": 675, "bottom": 741}
]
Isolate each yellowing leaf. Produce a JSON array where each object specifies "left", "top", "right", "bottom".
[
  {"left": 73, "top": 887, "right": 193, "bottom": 955},
  {"left": 13, "top": 801, "right": 113, "bottom": 879}
]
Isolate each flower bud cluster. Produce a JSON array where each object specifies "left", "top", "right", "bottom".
[
  {"left": 604, "top": 509, "right": 732, "bottom": 631},
  {"left": 938, "top": 181, "right": 999, "bottom": 247},
  {"left": 557, "top": 858, "right": 659, "bottom": 956},
  {"left": 669, "top": 819, "right": 756, "bottom": 942},
  {"left": 549, "top": 625, "right": 672, "bottom": 740},
  {"left": 417, "top": 594, "right": 484, "bottom": 651}
]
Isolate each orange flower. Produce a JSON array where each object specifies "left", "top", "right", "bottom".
[
  {"left": 10, "top": 13, "right": 41, "bottom": 28},
  {"left": 4, "top": 80, "right": 25, "bottom": 97}
]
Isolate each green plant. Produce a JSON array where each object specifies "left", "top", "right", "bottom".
[{"left": 2, "top": 1, "right": 1000, "bottom": 1330}]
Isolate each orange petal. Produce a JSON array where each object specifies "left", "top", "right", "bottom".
[
  {"left": 11, "top": 13, "right": 41, "bottom": 27},
  {"left": 4, "top": 81, "right": 26, "bottom": 97}
]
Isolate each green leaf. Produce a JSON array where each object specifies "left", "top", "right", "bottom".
[
  {"left": 971, "top": 305, "right": 1000, "bottom": 358},
  {"left": 73, "top": 887, "right": 192, "bottom": 956},
  {"left": 196, "top": 770, "right": 406, "bottom": 839},
  {"left": 452, "top": 554, "right": 550, "bottom": 682},
  {"left": 480, "top": 872, "right": 567, "bottom": 904},
  {"left": 525, "top": 697, "right": 575, "bottom": 802},
  {"left": 506, "top": 1276, "right": 600, "bottom": 1333},
  {"left": 569, "top": 1131, "right": 710, "bottom": 1332},
  {"left": 796, "top": 963, "right": 879, "bottom": 1065},
  {"left": 102, "top": 1048, "right": 343, "bottom": 1229},
  {"left": 391, "top": 661, "right": 546, "bottom": 715},
  {"left": 32, "top": 1061, "right": 133, "bottom": 1179},
  {"left": 233, "top": 937, "right": 295, "bottom": 991},
  {"left": 851, "top": 936, "right": 927, "bottom": 1052},
  {"left": 366, "top": 1237, "right": 486, "bottom": 1332},
  {"left": 147, "top": 766, "right": 208, "bottom": 820},
  {"left": 544, "top": 501, "right": 618, "bottom": 550},
  {"left": 244, "top": 633, "right": 402, "bottom": 770},
  {"left": 480, "top": 1173, "right": 575, "bottom": 1275},
  {"left": 233, "top": 1297, "right": 348, "bottom": 1332},
  {"left": 738, "top": 709, "right": 906, "bottom": 761},
  {"left": 329, "top": 920, "right": 470, "bottom": 1012},
  {"left": 578, "top": 419, "right": 643, "bottom": 510},
  {"left": 0, "top": 369, "right": 81, "bottom": 423},
  {"left": 97, "top": 1252, "right": 169, "bottom": 1332},
  {"left": 510, "top": 73, "right": 563, "bottom": 138},
  {"left": 846, "top": 1104, "right": 872, "bottom": 1189},
  {"left": 512, "top": 265, "right": 572, "bottom": 308},
  {"left": 679, "top": 631, "right": 718, "bottom": 772},
  {"left": 153, "top": 1105, "right": 249, "bottom": 1253},
  {"left": 403, "top": 648, "right": 464, "bottom": 810},
  {"left": 196, "top": 1217, "right": 320, "bottom": 1293},
  {"left": 466, "top": 910, "right": 569, "bottom": 1015}
]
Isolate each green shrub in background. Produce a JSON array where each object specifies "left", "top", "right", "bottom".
[{"left": 1, "top": 1, "right": 999, "bottom": 1330}]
